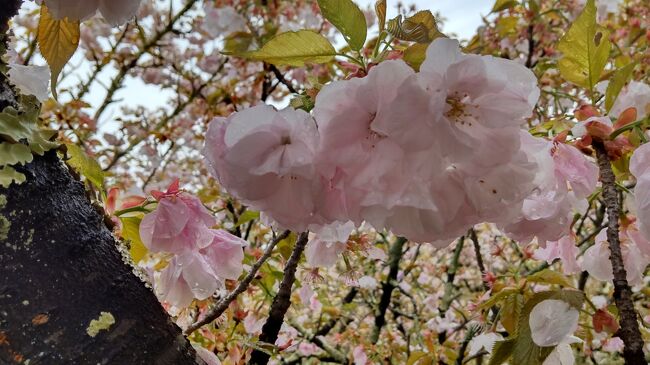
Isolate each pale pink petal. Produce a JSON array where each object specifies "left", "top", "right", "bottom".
[{"left": 529, "top": 299, "right": 579, "bottom": 347}]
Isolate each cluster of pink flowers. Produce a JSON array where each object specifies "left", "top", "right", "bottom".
[
  {"left": 42, "top": 0, "right": 142, "bottom": 25},
  {"left": 202, "top": 38, "right": 603, "bottom": 249},
  {"left": 139, "top": 180, "right": 245, "bottom": 308}
]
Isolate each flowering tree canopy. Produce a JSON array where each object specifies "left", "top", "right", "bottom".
[{"left": 1, "top": 0, "right": 650, "bottom": 364}]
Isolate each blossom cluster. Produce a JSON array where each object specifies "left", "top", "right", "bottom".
[
  {"left": 203, "top": 38, "right": 598, "bottom": 249},
  {"left": 139, "top": 180, "right": 246, "bottom": 308}
]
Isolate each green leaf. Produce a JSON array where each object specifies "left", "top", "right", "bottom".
[
  {"left": 65, "top": 143, "right": 104, "bottom": 191},
  {"left": 387, "top": 11, "right": 442, "bottom": 43},
  {"left": 557, "top": 0, "right": 611, "bottom": 91},
  {"left": 236, "top": 210, "right": 259, "bottom": 227},
  {"left": 511, "top": 290, "right": 584, "bottom": 365},
  {"left": 0, "top": 143, "right": 33, "bottom": 166},
  {"left": 403, "top": 43, "right": 428, "bottom": 71},
  {"left": 501, "top": 293, "right": 524, "bottom": 334},
  {"left": 527, "top": 268, "right": 575, "bottom": 288},
  {"left": 478, "top": 287, "right": 520, "bottom": 310},
  {"left": 223, "top": 32, "right": 254, "bottom": 54},
  {"left": 406, "top": 351, "right": 432, "bottom": 365},
  {"left": 0, "top": 165, "right": 26, "bottom": 187},
  {"left": 317, "top": 0, "right": 367, "bottom": 51},
  {"left": 489, "top": 338, "right": 516, "bottom": 365},
  {"left": 120, "top": 216, "right": 147, "bottom": 263},
  {"left": 237, "top": 30, "right": 336, "bottom": 66},
  {"left": 492, "top": 0, "right": 518, "bottom": 12},
  {"left": 605, "top": 62, "right": 636, "bottom": 113},
  {"left": 37, "top": 5, "right": 80, "bottom": 100}
]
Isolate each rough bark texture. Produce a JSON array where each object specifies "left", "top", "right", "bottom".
[
  {"left": 0, "top": 152, "right": 201, "bottom": 365},
  {"left": 594, "top": 142, "right": 647, "bottom": 365},
  {"left": 0, "top": 3, "right": 200, "bottom": 364},
  {"left": 249, "top": 232, "right": 309, "bottom": 365},
  {"left": 371, "top": 236, "right": 407, "bottom": 343}
]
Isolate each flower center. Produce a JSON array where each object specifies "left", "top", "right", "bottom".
[{"left": 445, "top": 92, "right": 478, "bottom": 125}]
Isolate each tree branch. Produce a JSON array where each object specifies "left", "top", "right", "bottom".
[
  {"left": 185, "top": 230, "right": 290, "bottom": 335},
  {"left": 370, "top": 236, "right": 407, "bottom": 343},
  {"left": 594, "top": 142, "right": 646, "bottom": 365},
  {"left": 249, "top": 232, "right": 310, "bottom": 365}
]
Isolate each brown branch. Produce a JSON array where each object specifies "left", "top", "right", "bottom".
[
  {"left": 249, "top": 232, "right": 310, "bottom": 365},
  {"left": 184, "top": 230, "right": 290, "bottom": 335},
  {"left": 469, "top": 228, "right": 489, "bottom": 291},
  {"left": 594, "top": 142, "right": 646, "bottom": 365},
  {"left": 269, "top": 64, "right": 298, "bottom": 94},
  {"left": 370, "top": 236, "right": 407, "bottom": 343}
]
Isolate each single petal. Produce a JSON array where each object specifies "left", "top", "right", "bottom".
[{"left": 529, "top": 299, "right": 579, "bottom": 347}]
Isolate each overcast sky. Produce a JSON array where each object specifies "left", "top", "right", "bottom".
[{"left": 357, "top": 0, "right": 492, "bottom": 40}]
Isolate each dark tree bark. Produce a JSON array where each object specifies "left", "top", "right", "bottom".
[
  {"left": 0, "top": 2, "right": 201, "bottom": 364},
  {"left": 594, "top": 142, "right": 647, "bottom": 365}
]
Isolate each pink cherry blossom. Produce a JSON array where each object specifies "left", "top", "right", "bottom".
[
  {"left": 630, "top": 143, "right": 650, "bottom": 241},
  {"left": 154, "top": 229, "right": 245, "bottom": 308},
  {"left": 580, "top": 228, "right": 650, "bottom": 285},
  {"left": 203, "top": 105, "right": 321, "bottom": 231},
  {"left": 534, "top": 235, "right": 581, "bottom": 274},
  {"left": 353, "top": 345, "right": 368, "bottom": 365},
  {"left": 140, "top": 185, "right": 216, "bottom": 254},
  {"left": 202, "top": 5, "right": 247, "bottom": 38},
  {"left": 503, "top": 135, "right": 597, "bottom": 244},
  {"left": 305, "top": 222, "right": 354, "bottom": 267},
  {"left": 602, "top": 337, "right": 625, "bottom": 353},
  {"left": 610, "top": 81, "right": 650, "bottom": 120},
  {"left": 44, "top": 0, "right": 142, "bottom": 25}
]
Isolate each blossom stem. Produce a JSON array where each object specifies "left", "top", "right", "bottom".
[
  {"left": 594, "top": 142, "right": 647, "bottom": 365},
  {"left": 184, "top": 230, "right": 290, "bottom": 335},
  {"left": 249, "top": 232, "right": 310, "bottom": 365}
]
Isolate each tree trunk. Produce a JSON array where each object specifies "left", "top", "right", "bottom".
[{"left": 0, "top": 2, "right": 201, "bottom": 364}]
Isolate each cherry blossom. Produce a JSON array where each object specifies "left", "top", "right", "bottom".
[
  {"left": 529, "top": 299, "right": 580, "bottom": 347},
  {"left": 305, "top": 222, "right": 354, "bottom": 267},
  {"left": 503, "top": 136, "right": 597, "bottom": 244},
  {"left": 44, "top": 0, "right": 142, "bottom": 25},
  {"left": 202, "top": 5, "right": 247, "bottom": 38},
  {"left": 534, "top": 235, "right": 581, "bottom": 274},
  {"left": 154, "top": 229, "right": 245, "bottom": 308},
  {"left": 630, "top": 143, "right": 650, "bottom": 241},
  {"left": 580, "top": 228, "right": 650, "bottom": 285},
  {"left": 139, "top": 183, "right": 216, "bottom": 254},
  {"left": 610, "top": 81, "right": 650, "bottom": 120},
  {"left": 203, "top": 105, "right": 321, "bottom": 231},
  {"left": 542, "top": 335, "right": 582, "bottom": 365}
]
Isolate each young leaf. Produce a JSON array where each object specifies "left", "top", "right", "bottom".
[
  {"left": 492, "top": 0, "right": 518, "bottom": 12},
  {"left": 65, "top": 143, "right": 105, "bottom": 191},
  {"left": 120, "top": 216, "right": 148, "bottom": 263},
  {"left": 605, "top": 62, "right": 636, "bottom": 113},
  {"left": 557, "top": 0, "right": 610, "bottom": 91},
  {"left": 223, "top": 32, "right": 254, "bottom": 54},
  {"left": 489, "top": 338, "right": 516, "bottom": 365},
  {"left": 317, "top": 0, "right": 367, "bottom": 51},
  {"left": 387, "top": 11, "right": 442, "bottom": 43},
  {"left": 375, "top": 0, "right": 387, "bottom": 32},
  {"left": 527, "top": 268, "right": 575, "bottom": 288},
  {"left": 37, "top": 5, "right": 80, "bottom": 100},
  {"left": 403, "top": 43, "right": 429, "bottom": 71},
  {"left": 236, "top": 210, "right": 260, "bottom": 227},
  {"left": 238, "top": 30, "right": 336, "bottom": 66}
]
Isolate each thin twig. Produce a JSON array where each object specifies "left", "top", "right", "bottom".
[{"left": 184, "top": 230, "right": 290, "bottom": 335}]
